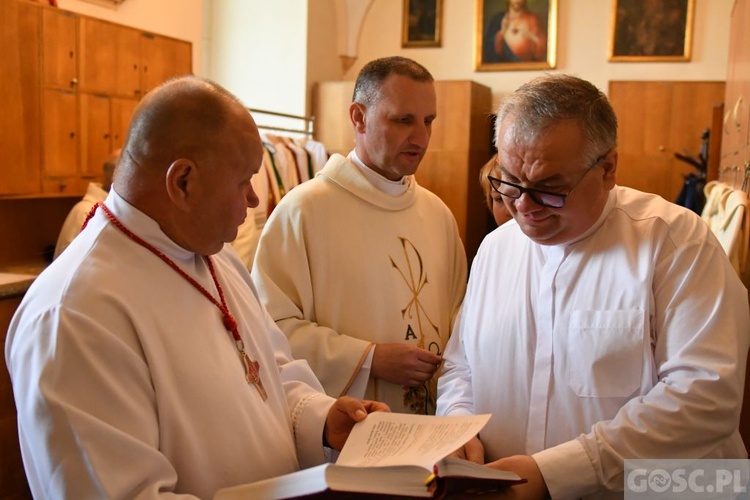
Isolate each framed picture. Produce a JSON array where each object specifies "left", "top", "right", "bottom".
[
  {"left": 475, "top": 0, "right": 557, "bottom": 71},
  {"left": 609, "top": 0, "right": 694, "bottom": 62},
  {"left": 402, "top": 0, "right": 442, "bottom": 48}
]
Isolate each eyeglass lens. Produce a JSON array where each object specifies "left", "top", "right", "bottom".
[{"left": 488, "top": 178, "right": 566, "bottom": 208}]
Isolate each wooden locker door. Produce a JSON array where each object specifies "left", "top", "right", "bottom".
[
  {"left": 42, "top": 7, "right": 77, "bottom": 90},
  {"left": 79, "top": 93, "right": 112, "bottom": 180},
  {"left": 0, "top": 0, "right": 41, "bottom": 196},
  {"left": 78, "top": 17, "right": 118, "bottom": 94},
  {"left": 42, "top": 88, "right": 80, "bottom": 194},
  {"left": 140, "top": 34, "right": 192, "bottom": 94},
  {"left": 609, "top": 81, "right": 674, "bottom": 200},
  {"left": 139, "top": 33, "right": 163, "bottom": 94},
  {"left": 115, "top": 26, "right": 142, "bottom": 99},
  {"left": 110, "top": 97, "right": 138, "bottom": 151}
]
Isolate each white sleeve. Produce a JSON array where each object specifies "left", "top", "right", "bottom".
[
  {"left": 436, "top": 305, "right": 476, "bottom": 417},
  {"left": 260, "top": 296, "right": 336, "bottom": 469}
]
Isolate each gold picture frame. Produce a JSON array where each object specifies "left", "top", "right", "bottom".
[
  {"left": 474, "top": 0, "right": 557, "bottom": 72},
  {"left": 609, "top": 0, "right": 694, "bottom": 62},
  {"left": 402, "top": 0, "right": 442, "bottom": 48}
]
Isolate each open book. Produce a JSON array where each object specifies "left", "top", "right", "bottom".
[{"left": 214, "top": 412, "right": 525, "bottom": 499}]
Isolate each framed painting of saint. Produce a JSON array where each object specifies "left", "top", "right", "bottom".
[{"left": 475, "top": 0, "right": 557, "bottom": 71}]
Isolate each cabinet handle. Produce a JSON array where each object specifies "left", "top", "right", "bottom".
[
  {"left": 70, "top": 78, "right": 78, "bottom": 87},
  {"left": 69, "top": 132, "right": 75, "bottom": 139},
  {"left": 104, "top": 133, "right": 110, "bottom": 139},
  {"left": 658, "top": 145, "right": 665, "bottom": 151}
]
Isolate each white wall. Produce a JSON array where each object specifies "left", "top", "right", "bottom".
[
  {"left": 346, "top": 0, "right": 734, "bottom": 107},
  {"left": 56, "top": 0, "right": 203, "bottom": 75},
  {"left": 205, "top": 0, "right": 308, "bottom": 123},
  {"left": 306, "top": 0, "right": 347, "bottom": 106}
]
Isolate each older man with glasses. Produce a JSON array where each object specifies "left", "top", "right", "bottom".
[{"left": 437, "top": 74, "right": 750, "bottom": 499}]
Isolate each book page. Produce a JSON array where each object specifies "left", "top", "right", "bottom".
[{"left": 336, "top": 412, "right": 490, "bottom": 471}]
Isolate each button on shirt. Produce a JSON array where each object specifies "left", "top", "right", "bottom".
[{"left": 437, "top": 186, "right": 750, "bottom": 499}]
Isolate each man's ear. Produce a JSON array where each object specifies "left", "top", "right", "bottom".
[
  {"left": 350, "top": 102, "right": 367, "bottom": 133},
  {"left": 165, "top": 158, "right": 197, "bottom": 211},
  {"left": 602, "top": 148, "right": 618, "bottom": 189}
]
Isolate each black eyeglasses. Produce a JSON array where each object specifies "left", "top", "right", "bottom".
[{"left": 487, "top": 152, "right": 608, "bottom": 209}]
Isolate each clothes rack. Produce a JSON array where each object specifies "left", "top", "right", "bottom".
[
  {"left": 231, "top": 109, "right": 329, "bottom": 272},
  {"left": 247, "top": 107, "right": 315, "bottom": 137}
]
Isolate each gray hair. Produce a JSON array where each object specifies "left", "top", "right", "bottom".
[
  {"left": 495, "top": 74, "right": 618, "bottom": 163},
  {"left": 352, "top": 56, "right": 433, "bottom": 106}
]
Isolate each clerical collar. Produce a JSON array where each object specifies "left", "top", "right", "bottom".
[{"left": 348, "top": 150, "right": 411, "bottom": 196}]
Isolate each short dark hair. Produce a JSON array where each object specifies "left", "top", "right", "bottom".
[
  {"left": 352, "top": 56, "right": 434, "bottom": 106},
  {"left": 495, "top": 74, "right": 618, "bottom": 162}
]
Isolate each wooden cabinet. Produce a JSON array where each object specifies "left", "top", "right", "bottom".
[
  {"left": 140, "top": 33, "right": 193, "bottom": 94},
  {"left": 78, "top": 17, "right": 192, "bottom": 99},
  {"left": 419, "top": 81, "right": 493, "bottom": 264},
  {"left": 75, "top": 17, "right": 179, "bottom": 186},
  {"left": 609, "top": 81, "right": 725, "bottom": 204},
  {"left": 0, "top": 0, "right": 192, "bottom": 199},
  {"left": 313, "top": 80, "right": 493, "bottom": 264},
  {"left": 0, "top": 0, "right": 42, "bottom": 196}
]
